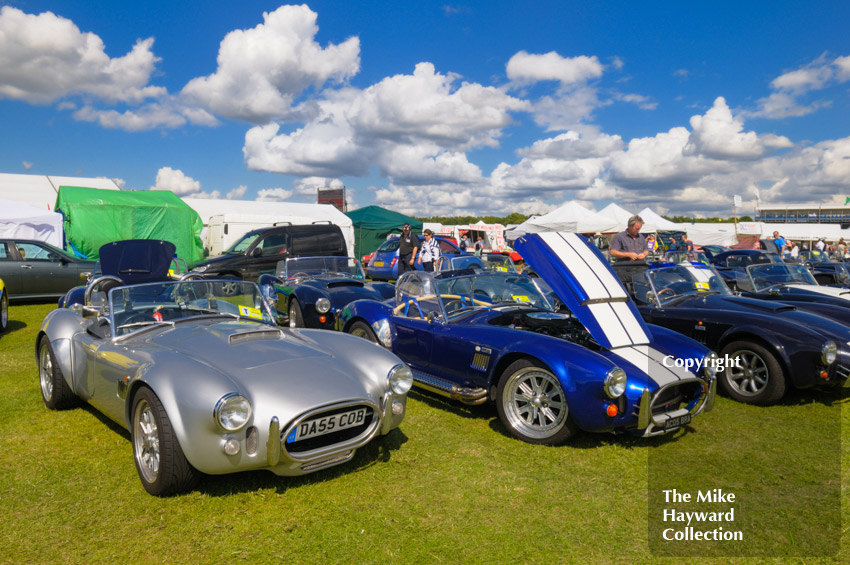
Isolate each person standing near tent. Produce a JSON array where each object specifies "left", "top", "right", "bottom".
[
  {"left": 460, "top": 233, "right": 470, "bottom": 251},
  {"left": 473, "top": 235, "right": 485, "bottom": 256},
  {"left": 610, "top": 215, "right": 649, "bottom": 261},
  {"left": 417, "top": 229, "right": 440, "bottom": 272},
  {"left": 398, "top": 222, "right": 418, "bottom": 275}
]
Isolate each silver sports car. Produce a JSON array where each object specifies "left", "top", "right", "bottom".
[{"left": 37, "top": 276, "right": 412, "bottom": 496}]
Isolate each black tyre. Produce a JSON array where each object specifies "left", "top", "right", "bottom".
[
  {"left": 38, "top": 335, "right": 77, "bottom": 410},
  {"left": 495, "top": 359, "right": 577, "bottom": 445},
  {"left": 0, "top": 291, "right": 7, "bottom": 332},
  {"left": 348, "top": 320, "right": 378, "bottom": 343},
  {"left": 131, "top": 387, "right": 199, "bottom": 496},
  {"left": 288, "top": 298, "right": 304, "bottom": 328},
  {"left": 719, "top": 341, "right": 786, "bottom": 405}
]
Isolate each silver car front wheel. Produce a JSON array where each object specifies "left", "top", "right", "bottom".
[
  {"left": 38, "top": 335, "right": 76, "bottom": 410},
  {"left": 131, "top": 387, "right": 198, "bottom": 496}
]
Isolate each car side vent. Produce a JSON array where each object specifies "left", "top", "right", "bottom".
[{"left": 229, "top": 329, "right": 284, "bottom": 345}]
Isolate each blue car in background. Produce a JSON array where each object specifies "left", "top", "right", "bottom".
[
  {"left": 341, "top": 232, "right": 716, "bottom": 445},
  {"left": 366, "top": 235, "right": 466, "bottom": 280}
]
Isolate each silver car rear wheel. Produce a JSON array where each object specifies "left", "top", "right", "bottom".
[{"left": 38, "top": 335, "right": 76, "bottom": 410}]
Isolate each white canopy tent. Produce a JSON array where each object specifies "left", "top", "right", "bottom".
[
  {"left": 0, "top": 173, "right": 120, "bottom": 210},
  {"left": 636, "top": 207, "right": 680, "bottom": 232},
  {"left": 506, "top": 201, "right": 620, "bottom": 238},
  {"left": 0, "top": 197, "right": 64, "bottom": 247},
  {"left": 597, "top": 203, "right": 634, "bottom": 229}
]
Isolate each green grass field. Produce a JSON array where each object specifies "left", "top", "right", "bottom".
[{"left": 0, "top": 302, "right": 847, "bottom": 563}]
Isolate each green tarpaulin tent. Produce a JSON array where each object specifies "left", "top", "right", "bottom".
[
  {"left": 345, "top": 206, "right": 423, "bottom": 259},
  {"left": 56, "top": 186, "right": 204, "bottom": 264}
]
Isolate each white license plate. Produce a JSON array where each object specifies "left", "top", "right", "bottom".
[
  {"left": 663, "top": 413, "right": 691, "bottom": 430},
  {"left": 287, "top": 408, "right": 368, "bottom": 443}
]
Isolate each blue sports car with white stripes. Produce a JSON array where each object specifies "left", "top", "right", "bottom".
[{"left": 337, "top": 232, "right": 716, "bottom": 445}]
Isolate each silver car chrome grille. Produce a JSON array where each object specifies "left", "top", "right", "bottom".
[{"left": 283, "top": 404, "right": 376, "bottom": 454}]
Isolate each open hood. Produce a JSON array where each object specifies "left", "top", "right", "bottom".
[
  {"left": 515, "top": 232, "right": 652, "bottom": 349},
  {"left": 98, "top": 239, "right": 176, "bottom": 284}
]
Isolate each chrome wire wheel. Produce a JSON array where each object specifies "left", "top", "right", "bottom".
[
  {"left": 289, "top": 299, "right": 303, "bottom": 328},
  {"left": 39, "top": 343, "right": 54, "bottom": 402},
  {"left": 501, "top": 366, "right": 568, "bottom": 441},
  {"left": 133, "top": 398, "right": 161, "bottom": 485},
  {"left": 724, "top": 350, "right": 768, "bottom": 396}
]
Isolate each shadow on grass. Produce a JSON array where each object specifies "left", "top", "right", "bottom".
[
  {"left": 80, "top": 401, "right": 411, "bottom": 496},
  {"left": 0, "top": 319, "right": 29, "bottom": 334},
  {"left": 714, "top": 381, "right": 850, "bottom": 408},
  {"left": 200, "top": 428, "right": 410, "bottom": 497},
  {"left": 409, "top": 385, "right": 693, "bottom": 451}
]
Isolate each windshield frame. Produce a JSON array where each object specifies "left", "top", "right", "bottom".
[
  {"left": 106, "top": 279, "right": 275, "bottom": 338},
  {"left": 643, "top": 264, "right": 732, "bottom": 305},
  {"left": 283, "top": 256, "right": 365, "bottom": 280},
  {"left": 744, "top": 262, "right": 819, "bottom": 292}
]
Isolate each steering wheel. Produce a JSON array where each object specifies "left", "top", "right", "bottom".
[
  {"left": 656, "top": 288, "right": 675, "bottom": 299},
  {"left": 178, "top": 272, "right": 205, "bottom": 281},
  {"left": 84, "top": 275, "right": 125, "bottom": 306},
  {"left": 289, "top": 272, "right": 310, "bottom": 279}
]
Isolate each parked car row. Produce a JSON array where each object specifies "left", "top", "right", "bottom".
[{"left": 25, "top": 228, "right": 850, "bottom": 497}]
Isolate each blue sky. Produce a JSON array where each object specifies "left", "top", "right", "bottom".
[{"left": 1, "top": 1, "right": 849, "bottom": 218}]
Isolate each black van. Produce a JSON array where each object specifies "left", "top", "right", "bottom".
[{"left": 191, "top": 223, "right": 347, "bottom": 280}]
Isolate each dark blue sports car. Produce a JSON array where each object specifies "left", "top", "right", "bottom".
[
  {"left": 614, "top": 261, "right": 850, "bottom": 405},
  {"left": 258, "top": 256, "right": 395, "bottom": 329},
  {"left": 338, "top": 232, "right": 716, "bottom": 445}
]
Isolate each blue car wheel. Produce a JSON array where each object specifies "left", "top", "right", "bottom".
[
  {"left": 288, "top": 298, "right": 304, "bottom": 328},
  {"left": 496, "top": 359, "right": 576, "bottom": 445}
]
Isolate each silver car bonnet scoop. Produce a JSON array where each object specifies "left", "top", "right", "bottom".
[{"left": 228, "top": 328, "right": 285, "bottom": 345}]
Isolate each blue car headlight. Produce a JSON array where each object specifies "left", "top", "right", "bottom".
[
  {"left": 603, "top": 367, "right": 627, "bottom": 398},
  {"left": 822, "top": 341, "right": 837, "bottom": 365},
  {"left": 388, "top": 364, "right": 413, "bottom": 395},
  {"left": 214, "top": 393, "right": 252, "bottom": 432},
  {"left": 316, "top": 297, "right": 331, "bottom": 314}
]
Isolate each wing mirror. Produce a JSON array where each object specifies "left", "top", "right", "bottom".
[{"left": 251, "top": 247, "right": 262, "bottom": 257}]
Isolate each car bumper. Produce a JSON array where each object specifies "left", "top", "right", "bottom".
[{"left": 633, "top": 376, "right": 716, "bottom": 437}]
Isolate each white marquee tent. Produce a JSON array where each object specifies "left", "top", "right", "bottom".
[
  {"left": 0, "top": 197, "right": 63, "bottom": 247},
  {"left": 0, "top": 173, "right": 121, "bottom": 210},
  {"left": 506, "top": 201, "right": 620, "bottom": 238}
]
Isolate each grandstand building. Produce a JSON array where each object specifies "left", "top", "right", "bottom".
[{"left": 757, "top": 204, "right": 850, "bottom": 227}]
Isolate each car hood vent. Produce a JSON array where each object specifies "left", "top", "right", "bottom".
[
  {"left": 229, "top": 329, "right": 285, "bottom": 345},
  {"left": 326, "top": 280, "right": 364, "bottom": 289}
]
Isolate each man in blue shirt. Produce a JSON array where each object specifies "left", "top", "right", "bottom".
[{"left": 772, "top": 231, "right": 788, "bottom": 253}]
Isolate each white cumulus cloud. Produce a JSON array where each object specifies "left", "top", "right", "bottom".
[
  {"left": 181, "top": 4, "right": 360, "bottom": 123},
  {"left": 151, "top": 167, "right": 201, "bottom": 195}
]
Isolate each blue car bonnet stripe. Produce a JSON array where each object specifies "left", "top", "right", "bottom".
[
  {"left": 517, "top": 232, "right": 650, "bottom": 349},
  {"left": 611, "top": 345, "right": 692, "bottom": 387}
]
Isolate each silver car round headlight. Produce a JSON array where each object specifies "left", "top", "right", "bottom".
[
  {"left": 821, "top": 341, "right": 837, "bottom": 365},
  {"left": 315, "top": 297, "right": 331, "bottom": 314},
  {"left": 603, "top": 367, "right": 627, "bottom": 398},
  {"left": 703, "top": 352, "right": 719, "bottom": 379},
  {"left": 214, "top": 393, "right": 252, "bottom": 432},
  {"left": 193, "top": 265, "right": 208, "bottom": 273},
  {"left": 388, "top": 364, "right": 413, "bottom": 395}
]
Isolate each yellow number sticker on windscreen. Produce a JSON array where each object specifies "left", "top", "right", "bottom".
[
  {"left": 511, "top": 295, "right": 530, "bottom": 302},
  {"left": 496, "top": 266, "right": 508, "bottom": 272},
  {"left": 239, "top": 306, "right": 264, "bottom": 319},
  {"left": 694, "top": 282, "right": 710, "bottom": 292}
]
